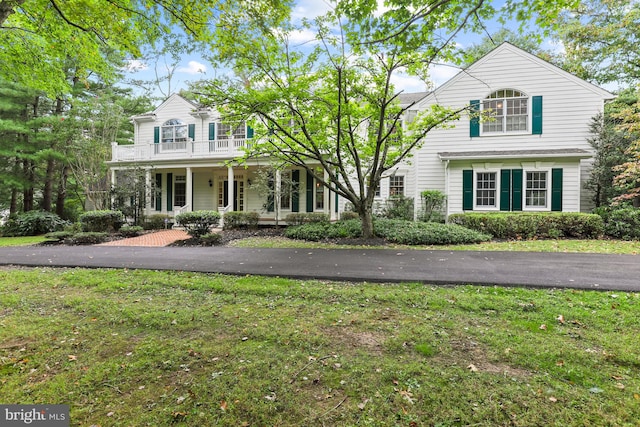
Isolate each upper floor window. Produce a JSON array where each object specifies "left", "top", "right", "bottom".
[
  {"left": 217, "top": 122, "right": 246, "bottom": 140},
  {"left": 482, "top": 89, "right": 528, "bottom": 133},
  {"left": 162, "top": 119, "right": 188, "bottom": 143}
]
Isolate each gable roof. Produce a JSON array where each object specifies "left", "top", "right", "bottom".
[{"left": 420, "top": 42, "right": 614, "bottom": 107}]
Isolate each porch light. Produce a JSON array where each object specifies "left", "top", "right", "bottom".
[{"left": 208, "top": 179, "right": 213, "bottom": 187}]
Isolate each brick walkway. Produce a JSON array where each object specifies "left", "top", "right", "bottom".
[{"left": 97, "top": 230, "right": 191, "bottom": 247}]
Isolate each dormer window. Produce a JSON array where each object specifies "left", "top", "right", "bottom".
[
  {"left": 162, "top": 119, "right": 188, "bottom": 143},
  {"left": 482, "top": 89, "right": 528, "bottom": 133}
]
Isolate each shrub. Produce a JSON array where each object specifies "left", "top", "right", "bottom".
[
  {"left": 379, "top": 195, "right": 414, "bottom": 220},
  {"left": 144, "top": 214, "right": 173, "bottom": 230},
  {"left": 284, "top": 222, "right": 330, "bottom": 241},
  {"left": 448, "top": 212, "right": 604, "bottom": 240},
  {"left": 600, "top": 207, "right": 640, "bottom": 240},
  {"left": 418, "top": 190, "right": 446, "bottom": 223},
  {"left": 119, "top": 225, "right": 144, "bottom": 237},
  {"left": 223, "top": 211, "right": 259, "bottom": 229},
  {"left": 69, "top": 232, "right": 109, "bottom": 245},
  {"left": 374, "top": 218, "right": 491, "bottom": 245},
  {"left": 340, "top": 211, "right": 360, "bottom": 221},
  {"left": 200, "top": 233, "right": 223, "bottom": 246},
  {"left": 44, "top": 231, "right": 74, "bottom": 242},
  {"left": 285, "top": 213, "right": 329, "bottom": 225},
  {"left": 1, "top": 211, "right": 68, "bottom": 236},
  {"left": 80, "top": 210, "right": 124, "bottom": 232},
  {"left": 175, "top": 210, "right": 221, "bottom": 238}
]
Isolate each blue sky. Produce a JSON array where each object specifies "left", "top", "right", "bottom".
[{"left": 122, "top": 0, "right": 562, "bottom": 97}]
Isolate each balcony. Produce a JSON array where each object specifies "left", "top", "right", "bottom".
[{"left": 110, "top": 138, "right": 251, "bottom": 162}]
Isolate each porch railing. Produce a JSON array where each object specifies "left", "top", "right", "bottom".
[{"left": 111, "top": 138, "right": 252, "bottom": 162}]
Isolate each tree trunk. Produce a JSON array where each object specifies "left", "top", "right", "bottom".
[
  {"left": 55, "top": 165, "right": 69, "bottom": 218},
  {"left": 0, "top": 0, "right": 25, "bottom": 26},
  {"left": 359, "top": 207, "right": 374, "bottom": 239},
  {"left": 9, "top": 189, "right": 18, "bottom": 215},
  {"left": 23, "top": 159, "right": 34, "bottom": 211},
  {"left": 42, "top": 157, "right": 55, "bottom": 211}
]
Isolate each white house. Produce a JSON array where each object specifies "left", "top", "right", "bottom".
[
  {"left": 108, "top": 93, "right": 337, "bottom": 222},
  {"left": 108, "top": 43, "right": 614, "bottom": 222}
]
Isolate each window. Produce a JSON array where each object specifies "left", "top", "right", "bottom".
[
  {"left": 475, "top": 172, "right": 496, "bottom": 207},
  {"left": 482, "top": 89, "right": 528, "bottom": 133},
  {"left": 315, "top": 178, "right": 324, "bottom": 210},
  {"left": 162, "top": 119, "right": 188, "bottom": 143},
  {"left": 174, "top": 175, "right": 186, "bottom": 207},
  {"left": 526, "top": 171, "right": 547, "bottom": 208},
  {"left": 280, "top": 172, "right": 291, "bottom": 210},
  {"left": 217, "top": 122, "right": 246, "bottom": 140},
  {"left": 389, "top": 176, "right": 404, "bottom": 196}
]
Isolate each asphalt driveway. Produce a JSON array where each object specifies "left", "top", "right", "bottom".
[{"left": 1, "top": 245, "right": 639, "bottom": 292}]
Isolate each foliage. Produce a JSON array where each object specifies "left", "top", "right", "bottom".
[
  {"left": 248, "top": 167, "right": 298, "bottom": 226},
  {"left": 223, "top": 211, "right": 259, "bottom": 229},
  {"left": 340, "top": 211, "right": 360, "bottom": 221},
  {"left": 449, "top": 212, "right": 604, "bottom": 240},
  {"left": 197, "top": 0, "right": 573, "bottom": 238},
  {"left": 175, "top": 210, "right": 221, "bottom": 238},
  {"left": 110, "top": 167, "right": 151, "bottom": 226},
  {"left": 555, "top": 0, "right": 640, "bottom": 84},
  {"left": 378, "top": 195, "right": 415, "bottom": 221},
  {"left": 598, "top": 207, "right": 640, "bottom": 240},
  {"left": 284, "top": 213, "right": 329, "bottom": 225},
  {"left": 374, "top": 219, "right": 491, "bottom": 245},
  {"left": 418, "top": 190, "right": 447, "bottom": 223},
  {"left": 43, "top": 231, "right": 75, "bottom": 242},
  {"left": 144, "top": 214, "right": 173, "bottom": 230},
  {"left": 119, "top": 225, "right": 143, "bottom": 237},
  {"left": 79, "top": 210, "right": 124, "bottom": 233},
  {"left": 284, "top": 219, "right": 362, "bottom": 241},
  {"left": 611, "top": 89, "right": 640, "bottom": 205},
  {"left": 0, "top": 0, "right": 218, "bottom": 96},
  {"left": 200, "top": 233, "right": 223, "bottom": 246},
  {"left": 68, "top": 232, "right": 109, "bottom": 245},
  {"left": 1, "top": 211, "right": 68, "bottom": 236}
]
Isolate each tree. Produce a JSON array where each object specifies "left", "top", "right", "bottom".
[
  {"left": 0, "top": 0, "right": 220, "bottom": 96},
  {"left": 611, "top": 89, "right": 640, "bottom": 205},
  {"left": 196, "top": 0, "right": 577, "bottom": 238},
  {"left": 555, "top": 0, "right": 640, "bottom": 85}
]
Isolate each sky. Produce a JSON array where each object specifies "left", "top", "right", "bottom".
[{"left": 122, "top": 0, "right": 562, "bottom": 98}]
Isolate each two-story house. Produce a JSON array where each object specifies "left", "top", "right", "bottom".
[{"left": 108, "top": 43, "right": 614, "bottom": 222}]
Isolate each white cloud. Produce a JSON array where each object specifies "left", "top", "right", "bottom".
[
  {"left": 177, "top": 60, "right": 207, "bottom": 75},
  {"left": 123, "top": 59, "right": 148, "bottom": 72},
  {"left": 291, "top": 0, "right": 333, "bottom": 21},
  {"left": 428, "top": 63, "right": 462, "bottom": 88},
  {"left": 287, "top": 28, "right": 320, "bottom": 46},
  {"left": 391, "top": 73, "right": 428, "bottom": 94}
]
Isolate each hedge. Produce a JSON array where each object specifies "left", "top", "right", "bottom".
[
  {"left": 175, "top": 210, "right": 221, "bottom": 238},
  {"left": 448, "top": 212, "right": 604, "bottom": 240},
  {"left": 599, "top": 207, "right": 640, "bottom": 240},
  {"left": 79, "top": 210, "right": 124, "bottom": 233},
  {"left": 1, "top": 211, "right": 68, "bottom": 236},
  {"left": 284, "top": 213, "right": 329, "bottom": 225},
  {"left": 223, "top": 211, "right": 259, "bottom": 229}
]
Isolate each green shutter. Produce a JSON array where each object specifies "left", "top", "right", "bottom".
[
  {"left": 166, "top": 173, "right": 173, "bottom": 211},
  {"left": 462, "top": 170, "right": 473, "bottom": 210},
  {"left": 511, "top": 169, "right": 523, "bottom": 211},
  {"left": 532, "top": 96, "right": 543, "bottom": 135},
  {"left": 335, "top": 191, "right": 339, "bottom": 213},
  {"left": 154, "top": 126, "right": 160, "bottom": 144},
  {"left": 291, "top": 170, "right": 300, "bottom": 212},
  {"left": 469, "top": 100, "right": 480, "bottom": 138},
  {"left": 247, "top": 125, "right": 254, "bottom": 139},
  {"left": 551, "top": 168, "right": 563, "bottom": 211},
  {"left": 306, "top": 170, "right": 314, "bottom": 212},
  {"left": 500, "top": 169, "right": 511, "bottom": 211},
  {"left": 155, "top": 173, "right": 162, "bottom": 211},
  {"left": 188, "top": 124, "right": 195, "bottom": 140},
  {"left": 208, "top": 122, "right": 215, "bottom": 140}
]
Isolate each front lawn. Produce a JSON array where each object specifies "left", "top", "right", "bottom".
[
  {"left": 0, "top": 268, "right": 638, "bottom": 426},
  {"left": 0, "top": 235, "right": 47, "bottom": 247}
]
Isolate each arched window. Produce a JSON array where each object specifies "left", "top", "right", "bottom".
[
  {"left": 482, "top": 89, "right": 528, "bottom": 133},
  {"left": 161, "top": 119, "right": 188, "bottom": 143}
]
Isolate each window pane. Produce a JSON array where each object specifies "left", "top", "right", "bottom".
[
  {"left": 315, "top": 179, "right": 324, "bottom": 210},
  {"left": 476, "top": 172, "right": 496, "bottom": 207}
]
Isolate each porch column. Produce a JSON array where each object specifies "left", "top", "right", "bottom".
[
  {"left": 110, "top": 169, "right": 117, "bottom": 210},
  {"left": 186, "top": 167, "right": 193, "bottom": 212},
  {"left": 145, "top": 168, "right": 152, "bottom": 217},
  {"left": 227, "top": 165, "right": 234, "bottom": 211}
]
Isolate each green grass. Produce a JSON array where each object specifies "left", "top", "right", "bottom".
[
  {"left": 0, "top": 235, "right": 47, "bottom": 246},
  {"left": 229, "top": 235, "right": 640, "bottom": 254},
  {"left": 0, "top": 268, "right": 639, "bottom": 426}
]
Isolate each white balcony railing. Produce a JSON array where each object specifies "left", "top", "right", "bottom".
[{"left": 111, "top": 138, "right": 251, "bottom": 162}]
